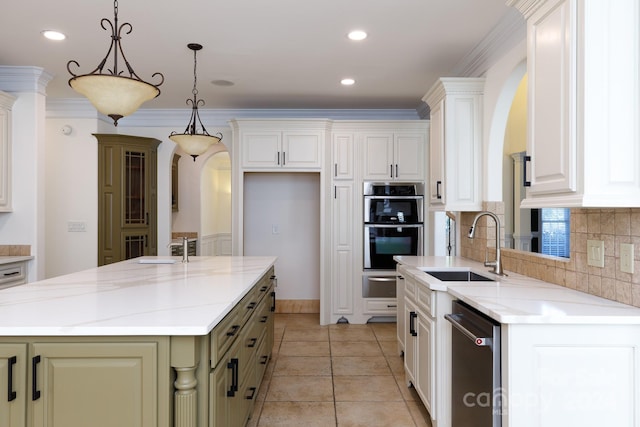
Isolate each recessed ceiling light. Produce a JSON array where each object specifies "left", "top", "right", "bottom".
[
  {"left": 42, "top": 30, "right": 66, "bottom": 41},
  {"left": 211, "top": 79, "right": 235, "bottom": 87},
  {"left": 341, "top": 78, "right": 355, "bottom": 86},
  {"left": 347, "top": 30, "right": 367, "bottom": 41}
]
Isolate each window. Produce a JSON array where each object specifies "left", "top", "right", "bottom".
[{"left": 531, "top": 208, "right": 570, "bottom": 258}]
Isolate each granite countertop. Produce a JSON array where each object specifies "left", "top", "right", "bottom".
[
  {"left": 0, "top": 256, "right": 276, "bottom": 336},
  {"left": 395, "top": 255, "right": 640, "bottom": 325},
  {"left": 0, "top": 256, "right": 34, "bottom": 265}
]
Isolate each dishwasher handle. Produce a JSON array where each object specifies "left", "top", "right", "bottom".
[{"left": 444, "top": 313, "right": 493, "bottom": 348}]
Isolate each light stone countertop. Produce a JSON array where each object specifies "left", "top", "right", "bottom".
[
  {"left": 0, "top": 256, "right": 34, "bottom": 265},
  {"left": 0, "top": 256, "right": 276, "bottom": 336},
  {"left": 395, "top": 255, "right": 640, "bottom": 325}
]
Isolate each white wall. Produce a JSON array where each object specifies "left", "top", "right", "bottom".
[{"left": 243, "top": 172, "right": 321, "bottom": 300}]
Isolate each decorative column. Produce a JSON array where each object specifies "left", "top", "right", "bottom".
[{"left": 171, "top": 336, "right": 200, "bottom": 427}]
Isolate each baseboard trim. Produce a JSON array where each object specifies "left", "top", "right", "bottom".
[{"left": 275, "top": 299, "right": 320, "bottom": 314}]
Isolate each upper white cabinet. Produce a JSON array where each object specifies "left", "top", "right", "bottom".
[
  {"left": 423, "top": 78, "right": 484, "bottom": 211},
  {"left": 0, "top": 91, "right": 15, "bottom": 212},
  {"left": 362, "top": 132, "right": 426, "bottom": 181},
  {"left": 234, "top": 119, "right": 327, "bottom": 170},
  {"left": 332, "top": 133, "right": 355, "bottom": 180},
  {"left": 509, "top": 0, "right": 640, "bottom": 208}
]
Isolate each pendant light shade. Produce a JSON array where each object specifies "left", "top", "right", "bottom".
[
  {"left": 67, "top": 0, "right": 164, "bottom": 126},
  {"left": 169, "top": 43, "right": 222, "bottom": 161}
]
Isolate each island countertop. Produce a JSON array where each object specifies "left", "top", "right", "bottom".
[
  {"left": 0, "top": 256, "right": 277, "bottom": 336},
  {"left": 395, "top": 255, "right": 640, "bottom": 324}
]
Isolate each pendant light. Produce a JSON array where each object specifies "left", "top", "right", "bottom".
[
  {"left": 169, "top": 43, "right": 222, "bottom": 161},
  {"left": 66, "top": 0, "right": 164, "bottom": 126}
]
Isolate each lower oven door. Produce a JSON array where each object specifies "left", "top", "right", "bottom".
[{"left": 364, "top": 224, "right": 423, "bottom": 270}]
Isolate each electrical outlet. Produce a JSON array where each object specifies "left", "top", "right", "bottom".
[
  {"left": 587, "top": 239, "right": 605, "bottom": 268},
  {"left": 620, "top": 243, "right": 634, "bottom": 274},
  {"left": 67, "top": 221, "right": 86, "bottom": 232}
]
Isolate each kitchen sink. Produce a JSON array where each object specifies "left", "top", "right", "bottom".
[{"left": 424, "top": 270, "right": 494, "bottom": 282}]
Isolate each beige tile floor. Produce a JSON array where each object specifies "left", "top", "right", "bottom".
[{"left": 247, "top": 313, "right": 433, "bottom": 427}]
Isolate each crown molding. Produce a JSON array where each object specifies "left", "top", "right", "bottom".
[
  {"left": 450, "top": 7, "right": 526, "bottom": 78},
  {"left": 45, "top": 101, "right": 424, "bottom": 127},
  {"left": 0, "top": 66, "right": 54, "bottom": 95}
]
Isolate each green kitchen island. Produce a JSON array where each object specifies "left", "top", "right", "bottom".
[{"left": 0, "top": 256, "right": 277, "bottom": 427}]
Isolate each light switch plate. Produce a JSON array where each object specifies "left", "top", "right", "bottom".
[
  {"left": 620, "top": 243, "right": 634, "bottom": 274},
  {"left": 587, "top": 239, "right": 605, "bottom": 268}
]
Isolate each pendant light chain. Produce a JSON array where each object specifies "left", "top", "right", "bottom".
[{"left": 192, "top": 47, "right": 199, "bottom": 98}]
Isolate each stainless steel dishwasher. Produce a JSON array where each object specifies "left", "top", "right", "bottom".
[{"left": 445, "top": 300, "right": 501, "bottom": 427}]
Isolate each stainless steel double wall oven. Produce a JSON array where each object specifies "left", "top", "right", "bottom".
[{"left": 363, "top": 182, "right": 424, "bottom": 299}]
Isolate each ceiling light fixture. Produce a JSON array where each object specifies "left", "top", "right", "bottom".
[
  {"left": 341, "top": 78, "right": 355, "bottom": 86},
  {"left": 169, "top": 43, "right": 222, "bottom": 161},
  {"left": 347, "top": 30, "right": 368, "bottom": 41},
  {"left": 42, "top": 30, "right": 66, "bottom": 41},
  {"left": 66, "top": 0, "right": 164, "bottom": 126}
]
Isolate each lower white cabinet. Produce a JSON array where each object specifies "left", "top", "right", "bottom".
[{"left": 398, "top": 264, "right": 454, "bottom": 427}]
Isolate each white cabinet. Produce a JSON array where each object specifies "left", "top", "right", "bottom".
[
  {"left": 0, "top": 91, "right": 15, "bottom": 212},
  {"left": 423, "top": 78, "right": 484, "bottom": 211},
  {"left": 510, "top": 0, "right": 640, "bottom": 208},
  {"left": 240, "top": 129, "right": 324, "bottom": 170},
  {"left": 332, "top": 133, "right": 354, "bottom": 180},
  {"left": 398, "top": 264, "right": 454, "bottom": 427},
  {"left": 331, "top": 182, "right": 354, "bottom": 316},
  {"left": 362, "top": 132, "right": 425, "bottom": 181}
]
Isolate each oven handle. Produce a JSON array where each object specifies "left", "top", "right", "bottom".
[
  {"left": 367, "top": 277, "right": 396, "bottom": 283},
  {"left": 363, "top": 195, "right": 424, "bottom": 200},
  {"left": 444, "top": 313, "right": 493, "bottom": 347}
]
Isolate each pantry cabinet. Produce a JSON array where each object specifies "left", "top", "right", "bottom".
[
  {"left": 362, "top": 132, "right": 425, "bottom": 181},
  {"left": 95, "top": 134, "right": 160, "bottom": 266},
  {"left": 0, "top": 91, "right": 15, "bottom": 212},
  {"left": 423, "top": 78, "right": 484, "bottom": 211},
  {"left": 331, "top": 182, "right": 355, "bottom": 316},
  {"left": 510, "top": 0, "right": 640, "bottom": 207}
]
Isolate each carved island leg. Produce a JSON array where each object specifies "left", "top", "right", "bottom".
[{"left": 171, "top": 336, "right": 201, "bottom": 427}]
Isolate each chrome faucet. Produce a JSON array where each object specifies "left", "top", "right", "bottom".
[
  {"left": 468, "top": 211, "right": 505, "bottom": 276},
  {"left": 168, "top": 236, "right": 190, "bottom": 263}
]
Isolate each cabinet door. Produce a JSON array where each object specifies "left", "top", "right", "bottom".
[
  {"left": 0, "top": 344, "right": 26, "bottom": 427},
  {"left": 0, "top": 100, "right": 12, "bottom": 212},
  {"left": 363, "top": 134, "right": 394, "bottom": 180},
  {"left": 282, "top": 131, "right": 322, "bottom": 169},
  {"left": 416, "top": 313, "right": 435, "bottom": 416},
  {"left": 30, "top": 342, "right": 158, "bottom": 427},
  {"left": 404, "top": 299, "right": 417, "bottom": 384},
  {"left": 396, "top": 274, "right": 405, "bottom": 354},
  {"left": 526, "top": 0, "right": 576, "bottom": 195},
  {"left": 242, "top": 132, "right": 281, "bottom": 168},
  {"left": 429, "top": 99, "right": 445, "bottom": 205},
  {"left": 332, "top": 183, "right": 354, "bottom": 315},
  {"left": 394, "top": 134, "right": 425, "bottom": 181},
  {"left": 332, "top": 133, "right": 354, "bottom": 180}
]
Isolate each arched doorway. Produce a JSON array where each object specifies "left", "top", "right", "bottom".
[{"left": 200, "top": 151, "right": 232, "bottom": 255}]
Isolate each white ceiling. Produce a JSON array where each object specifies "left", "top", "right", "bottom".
[{"left": 0, "top": 0, "right": 522, "bottom": 111}]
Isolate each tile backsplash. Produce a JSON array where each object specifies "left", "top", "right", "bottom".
[
  {"left": 0, "top": 245, "right": 31, "bottom": 256},
  {"left": 460, "top": 204, "right": 640, "bottom": 309}
]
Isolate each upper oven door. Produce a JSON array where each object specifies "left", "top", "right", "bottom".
[{"left": 364, "top": 196, "right": 423, "bottom": 224}]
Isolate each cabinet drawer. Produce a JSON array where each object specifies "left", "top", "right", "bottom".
[
  {"left": 0, "top": 263, "right": 26, "bottom": 288},
  {"left": 363, "top": 298, "right": 398, "bottom": 315},
  {"left": 416, "top": 285, "right": 435, "bottom": 318},
  {"left": 404, "top": 276, "right": 417, "bottom": 301},
  {"left": 211, "top": 310, "right": 242, "bottom": 369}
]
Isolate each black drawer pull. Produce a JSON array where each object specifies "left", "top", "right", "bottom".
[
  {"left": 260, "top": 315, "right": 268, "bottom": 323},
  {"left": 436, "top": 181, "right": 442, "bottom": 199},
  {"left": 409, "top": 312, "right": 417, "bottom": 337},
  {"left": 248, "top": 338, "right": 258, "bottom": 348},
  {"left": 3, "top": 271, "right": 20, "bottom": 277},
  {"left": 226, "top": 325, "right": 240, "bottom": 337},
  {"left": 8, "top": 355, "right": 16, "bottom": 402},
  {"left": 387, "top": 304, "right": 397, "bottom": 308},
  {"left": 260, "top": 355, "right": 269, "bottom": 365},
  {"left": 270, "top": 291, "right": 276, "bottom": 312},
  {"left": 247, "top": 302, "right": 257, "bottom": 310},
  {"left": 226, "top": 358, "right": 238, "bottom": 397},
  {"left": 260, "top": 286, "right": 268, "bottom": 292},
  {"left": 245, "top": 386, "right": 257, "bottom": 400},
  {"left": 32, "top": 355, "right": 41, "bottom": 401}
]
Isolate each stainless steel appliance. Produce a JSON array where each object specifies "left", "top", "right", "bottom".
[
  {"left": 445, "top": 300, "right": 502, "bottom": 427},
  {"left": 362, "top": 182, "right": 424, "bottom": 301},
  {"left": 363, "top": 182, "right": 424, "bottom": 270}
]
